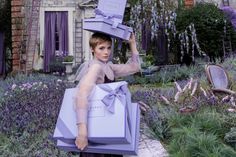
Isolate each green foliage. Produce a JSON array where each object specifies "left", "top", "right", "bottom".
[
  {"left": 175, "top": 3, "right": 228, "bottom": 61},
  {"left": 225, "top": 127, "right": 236, "bottom": 149},
  {"left": 128, "top": 0, "right": 140, "bottom": 6},
  {"left": 63, "top": 55, "right": 74, "bottom": 62},
  {"left": 125, "top": 64, "right": 204, "bottom": 85},
  {"left": 141, "top": 54, "right": 155, "bottom": 68},
  {"left": 49, "top": 56, "right": 66, "bottom": 75},
  {"left": 145, "top": 106, "right": 172, "bottom": 141},
  {"left": 167, "top": 108, "right": 236, "bottom": 157}
]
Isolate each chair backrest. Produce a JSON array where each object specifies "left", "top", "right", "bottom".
[{"left": 205, "top": 64, "right": 229, "bottom": 89}]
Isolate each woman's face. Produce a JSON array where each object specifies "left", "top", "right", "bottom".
[{"left": 92, "top": 41, "right": 112, "bottom": 62}]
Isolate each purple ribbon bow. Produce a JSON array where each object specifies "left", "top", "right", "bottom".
[
  {"left": 99, "top": 84, "right": 128, "bottom": 113},
  {"left": 94, "top": 8, "right": 123, "bottom": 28},
  {"left": 99, "top": 82, "right": 132, "bottom": 134}
]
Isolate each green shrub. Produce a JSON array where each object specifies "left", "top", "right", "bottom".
[
  {"left": 176, "top": 3, "right": 231, "bottom": 62},
  {"left": 225, "top": 127, "right": 236, "bottom": 149},
  {"left": 167, "top": 108, "right": 236, "bottom": 157},
  {"left": 63, "top": 55, "right": 74, "bottom": 62},
  {"left": 49, "top": 56, "right": 66, "bottom": 74}
]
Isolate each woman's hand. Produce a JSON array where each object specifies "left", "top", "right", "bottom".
[
  {"left": 128, "top": 33, "right": 136, "bottom": 45},
  {"left": 128, "top": 33, "right": 138, "bottom": 54},
  {"left": 75, "top": 123, "right": 88, "bottom": 151}
]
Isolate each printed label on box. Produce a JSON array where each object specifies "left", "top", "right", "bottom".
[{"left": 88, "top": 101, "right": 105, "bottom": 118}]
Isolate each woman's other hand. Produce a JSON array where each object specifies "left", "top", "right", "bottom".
[
  {"left": 75, "top": 123, "right": 88, "bottom": 151},
  {"left": 128, "top": 33, "right": 136, "bottom": 45},
  {"left": 128, "top": 33, "right": 138, "bottom": 54}
]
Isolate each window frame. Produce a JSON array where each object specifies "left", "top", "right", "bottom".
[
  {"left": 222, "top": 0, "right": 230, "bottom": 6},
  {"left": 39, "top": 7, "right": 75, "bottom": 56}
]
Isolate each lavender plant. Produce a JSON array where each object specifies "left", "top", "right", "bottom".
[{"left": 0, "top": 74, "right": 76, "bottom": 156}]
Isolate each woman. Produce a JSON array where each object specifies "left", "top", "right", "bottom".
[{"left": 74, "top": 32, "right": 140, "bottom": 157}]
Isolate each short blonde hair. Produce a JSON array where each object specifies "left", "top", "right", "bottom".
[{"left": 89, "top": 32, "right": 112, "bottom": 50}]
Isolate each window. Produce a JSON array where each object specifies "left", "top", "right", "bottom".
[
  {"left": 55, "top": 19, "right": 60, "bottom": 55},
  {"left": 222, "top": 0, "right": 230, "bottom": 6},
  {"left": 40, "top": 7, "right": 75, "bottom": 56}
]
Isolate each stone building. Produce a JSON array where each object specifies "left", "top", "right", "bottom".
[{"left": 11, "top": 0, "right": 98, "bottom": 72}]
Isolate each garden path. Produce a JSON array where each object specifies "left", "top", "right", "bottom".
[{"left": 124, "top": 116, "right": 168, "bottom": 157}]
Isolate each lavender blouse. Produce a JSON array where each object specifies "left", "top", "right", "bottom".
[{"left": 74, "top": 53, "right": 140, "bottom": 124}]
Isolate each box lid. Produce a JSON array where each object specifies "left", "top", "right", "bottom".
[
  {"left": 95, "top": 0, "right": 127, "bottom": 24},
  {"left": 83, "top": 18, "right": 133, "bottom": 32}
]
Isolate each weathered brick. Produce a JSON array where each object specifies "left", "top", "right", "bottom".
[
  {"left": 12, "top": 41, "right": 21, "bottom": 48},
  {"left": 12, "top": 48, "right": 21, "bottom": 55},
  {"left": 11, "top": 0, "right": 23, "bottom": 6},
  {"left": 12, "top": 12, "right": 24, "bottom": 18},
  {"left": 12, "top": 52, "right": 20, "bottom": 59},
  {"left": 11, "top": 18, "right": 23, "bottom": 24},
  {"left": 12, "top": 24, "right": 24, "bottom": 30},
  {"left": 12, "top": 36, "right": 22, "bottom": 42},
  {"left": 12, "top": 59, "right": 20, "bottom": 66},
  {"left": 12, "top": 30, "right": 23, "bottom": 36},
  {"left": 11, "top": 6, "right": 22, "bottom": 12}
]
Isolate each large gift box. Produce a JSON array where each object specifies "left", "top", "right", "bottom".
[
  {"left": 83, "top": 0, "right": 133, "bottom": 40},
  {"left": 56, "top": 103, "right": 140, "bottom": 155},
  {"left": 53, "top": 81, "right": 132, "bottom": 144}
]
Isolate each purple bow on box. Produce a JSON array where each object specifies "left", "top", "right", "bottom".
[
  {"left": 100, "top": 84, "right": 127, "bottom": 113},
  {"left": 99, "top": 83, "right": 132, "bottom": 134}
]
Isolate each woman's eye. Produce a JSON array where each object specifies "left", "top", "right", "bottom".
[
  {"left": 99, "top": 47, "right": 105, "bottom": 50},
  {"left": 108, "top": 46, "right": 111, "bottom": 50}
]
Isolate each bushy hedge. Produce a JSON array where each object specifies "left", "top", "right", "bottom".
[{"left": 176, "top": 2, "right": 236, "bottom": 62}]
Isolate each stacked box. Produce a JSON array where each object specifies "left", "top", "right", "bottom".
[
  {"left": 53, "top": 81, "right": 133, "bottom": 144},
  {"left": 57, "top": 103, "right": 140, "bottom": 155},
  {"left": 83, "top": 0, "right": 132, "bottom": 40}
]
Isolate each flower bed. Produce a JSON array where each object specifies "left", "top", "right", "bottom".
[
  {"left": 130, "top": 58, "right": 236, "bottom": 156},
  {"left": 0, "top": 74, "right": 77, "bottom": 156}
]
